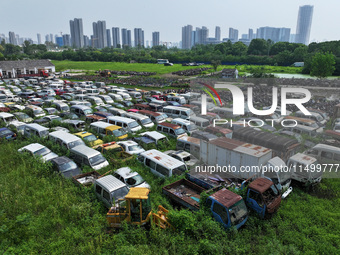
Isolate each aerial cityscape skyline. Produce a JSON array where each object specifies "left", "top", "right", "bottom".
[{"left": 1, "top": 1, "right": 337, "bottom": 48}]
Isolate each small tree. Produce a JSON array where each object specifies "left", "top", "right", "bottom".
[
  {"left": 211, "top": 60, "right": 221, "bottom": 72},
  {"left": 310, "top": 52, "right": 336, "bottom": 78}
]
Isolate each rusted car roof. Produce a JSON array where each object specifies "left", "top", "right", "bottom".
[
  {"left": 210, "top": 188, "right": 242, "bottom": 208},
  {"left": 248, "top": 178, "right": 273, "bottom": 194},
  {"left": 233, "top": 127, "right": 300, "bottom": 152}
]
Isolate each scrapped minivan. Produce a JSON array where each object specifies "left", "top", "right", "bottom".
[
  {"left": 108, "top": 93, "right": 123, "bottom": 102},
  {"left": 23, "top": 123, "right": 49, "bottom": 138},
  {"left": 138, "top": 149, "right": 188, "bottom": 178},
  {"left": 49, "top": 131, "right": 85, "bottom": 150},
  {"left": 25, "top": 105, "right": 46, "bottom": 118},
  {"left": 90, "top": 121, "right": 128, "bottom": 140},
  {"left": 107, "top": 116, "right": 142, "bottom": 133},
  {"left": 283, "top": 116, "right": 323, "bottom": 133},
  {"left": 106, "top": 106, "right": 126, "bottom": 116},
  {"left": 156, "top": 122, "right": 187, "bottom": 138},
  {"left": 94, "top": 175, "right": 130, "bottom": 208},
  {"left": 70, "top": 105, "right": 93, "bottom": 117},
  {"left": 139, "top": 110, "right": 166, "bottom": 123},
  {"left": 70, "top": 145, "right": 109, "bottom": 170},
  {"left": 171, "top": 118, "right": 198, "bottom": 134},
  {"left": 52, "top": 101, "right": 70, "bottom": 112},
  {"left": 305, "top": 144, "right": 340, "bottom": 164},
  {"left": 167, "top": 96, "right": 186, "bottom": 105},
  {"left": 123, "top": 112, "right": 154, "bottom": 128},
  {"left": 176, "top": 135, "right": 200, "bottom": 158},
  {"left": 189, "top": 116, "right": 210, "bottom": 129},
  {"left": 162, "top": 106, "right": 195, "bottom": 119}
]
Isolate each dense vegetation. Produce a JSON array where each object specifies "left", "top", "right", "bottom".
[
  {"left": 2, "top": 39, "right": 340, "bottom": 75},
  {"left": 1, "top": 136, "right": 339, "bottom": 254}
]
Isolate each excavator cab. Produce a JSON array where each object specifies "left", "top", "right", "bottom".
[{"left": 107, "top": 187, "right": 171, "bottom": 229}]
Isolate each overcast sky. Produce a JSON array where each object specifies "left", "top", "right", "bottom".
[{"left": 1, "top": 0, "right": 338, "bottom": 43}]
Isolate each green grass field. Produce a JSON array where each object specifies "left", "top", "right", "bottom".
[
  {"left": 52, "top": 60, "right": 303, "bottom": 76},
  {"left": 1, "top": 139, "right": 339, "bottom": 254},
  {"left": 52, "top": 61, "right": 214, "bottom": 75}
]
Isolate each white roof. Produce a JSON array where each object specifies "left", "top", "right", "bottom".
[
  {"left": 90, "top": 121, "right": 113, "bottom": 129},
  {"left": 49, "top": 131, "right": 84, "bottom": 143},
  {"left": 21, "top": 143, "right": 45, "bottom": 152},
  {"left": 0, "top": 112, "right": 14, "bottom": 118},
  {"left": 115, "top": 167, "right": 138, "bottom": 178},
  {"left": 291, "top": 153, "right": 317, "bottom": 165},
  {"left": 312, "top": 144, "right": 340, "bottom": 152},
  {"left": 140, "top": 131, "right": 166, "bottom": 140},
  {"left": 107, "top": 116, "right": 135, "bottom": 123},
  {"left": 95, "top": 175, "right": 127, "bottom": 193},
  {"left": 118, "top": 140, "right": 138, "bottom": 146},
  {"left": 140, "top": 149, "right": 185, "bottom": 170},
  {"left": 24, "top": 123, "right": 49, "bottom": 131}
]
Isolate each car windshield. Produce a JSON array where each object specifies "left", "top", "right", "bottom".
[
  {"left": 89, "top": 154, "right": 106, "bottom": 166},
  {"left": 229, "top": 200, "right": 248, "bottom": 226},
  {"left": 51, "top": 117, "right": 62, "bottom": 122},
  {"left": 84, "top": 109, "right": 93, "bottom": 115},
  {"left": 155, "top": 116, "right": 165, "bottom": 122},
  {"left": 128, "top": 145, "right": 143, "bottom": 151},
  {"left": 59, "top": 161, "right": 77, "bottom": 172},
  {"left": 112, "top": 129, "right": 127, "bottom": 137},
  {"left": 111, "top": 186, "right": 129, "bottom": 203},
  {"left": 172, "top": 165, "right": 187, "bottom": 175},
  {"left": 187, "top": 124, "right": 198, "bottom": 131},
  {"left": 33, "top": 109, "right": 43, "bottom": 115},
  {"left": 175, "top": 128, "right": 186, "bottom": 135},
  {"left": 141, "top": 118, "right": 152, "bottom": 125},
  {"left": 83, "top": 134, "right": 97, "bottom": 142},
  {"left": 129, "top": 121, "right": 139, "bottom": 128},
  {"left": 34, "top": 147, "right": 50, "bottom": 156},
  {"left": 126, "top": 174, "right": 145, "bottom": 187},
  {"left": 0, "top": 129, "right": 12, "bottom": 136},
  {"left": 69, "top": 140, "right": 85, "bottom": 149},
  {"left": 182, "top": 155, "right": 191, "bottom": 162}
]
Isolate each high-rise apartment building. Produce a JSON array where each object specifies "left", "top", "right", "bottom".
[
  {"left": 9, "top": 31, "right": 16, "bottom": 45},
  {"left": 63, "top": 34, "right": 71, "bottom": 47},
  {"left": 248, "top": 29, "right": 254, "bottom": 41},
  {"left": 181, "top": 25, "right": 193, "bottom": 49},
  {"left": 215, "top": 26, "right": 221, "bottom": 42},
  {"left": 229, "top": 28, "right": 239, "bottom": 42},
  {"left": 112, "top": 27, "right": 120, "bottom": 48},
  {"left": 70, "top": 18, "right": 84, "bottom": 48},
  {"left": 134, "top": 28, "right": 144, "bottom": 47},
  {"left": 256, "top": 27, "right": 290, "bottom": 42},
  {"left": 106, "top": 29, "right": 111, "bottom": 48},
  {"left": 152, "top": 32, "right": 160, "bottom": 46},
  {"left": 37, "top": 34, "right": 41, "bottom": 44},
  {"left": 92, "top": 21, "right": 107, "bottom": 49},
  {"left": 295, "top": 5, "right": 314, "bottom": 45},
  {"left": 121, "top": 28, "right": 132, "bottom": 47}
]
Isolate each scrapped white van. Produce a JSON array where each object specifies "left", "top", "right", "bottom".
[
  {"left": 107, "top": 116, "right": 142, "bottom": 133},
  {"left": 70, "top": 145, "right": 109, "bottom": 170},
  {"left": 138, "top": 149, "right": 188, "bottom": 178},
  {"left": 49, "top": 131, "right": 85, "bottom": 150},
  {"left": 162, "top": 106, "right": 195, "bottom": 119},
  {"left": 123, "top": 112, "right": 154, "bottom": 128},
  {"left": 305, "top": 144, "right": 340, "bottom": 164}
]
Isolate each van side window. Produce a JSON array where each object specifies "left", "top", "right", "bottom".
[
  {"left": 95, "top": 185, "right": 102, "bottom": 195},
  {"left": 103, "top": 190, "right": 110, "bottom": 202},
  {"left": 157, "top": 126, "right": 162, "bottom": 131},
  {"left": 174, "top": 110, "right": 180, "bottom": 115},
  {"left": 170, "top": 129, "right": 175, "bottom": 135},
  {"left": 321, "top": 151, "right": 333, "bottom": 160},
  {"left": 145, "top": 158, "right": 156, "bottom": 169},
  {"left": 163, "top": 127, "right": 169, "bottom": 133},
  {"left": 123, "top": 123, "right": 127, "bottom": 128},
  {"left": 156, "top": 164, "right": 169, "bottom": 177}
]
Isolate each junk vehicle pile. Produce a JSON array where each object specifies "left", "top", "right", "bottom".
[{"left": 1, "top": 74, "right": 339, "bottom": 232}]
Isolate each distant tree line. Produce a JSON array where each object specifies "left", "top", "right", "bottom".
[{"left": 1, "top": 38, "right": 340, "bottom": 75}]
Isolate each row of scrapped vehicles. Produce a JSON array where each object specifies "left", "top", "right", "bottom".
[{"left": 1, "top": 76, "right": 340, "bottom": 230}]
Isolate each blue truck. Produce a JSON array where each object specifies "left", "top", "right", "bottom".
[
  {"left": 186, "top": 173, "right": 282, "bottom": 218},
  {"left": 162, "top": 178, "right": 248, "bottom": 230}
]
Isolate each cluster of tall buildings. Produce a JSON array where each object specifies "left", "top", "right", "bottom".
[
  {"left": 182, "top": 5, "right": 314, "bottom": 49},
  {"left": 67, "top": 18, "right": 160, "bottom": 49},
  {"left": 1, "top": 5, "right": 314, "bottom": 50}
]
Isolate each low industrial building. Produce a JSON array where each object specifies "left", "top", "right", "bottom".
[{"left": 0, "top": 59, "right": 55, "bottom": 78}]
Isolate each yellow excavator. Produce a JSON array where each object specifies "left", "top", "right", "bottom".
[{"left": 106, "top": 187, "right": 172, "bottom": 229}]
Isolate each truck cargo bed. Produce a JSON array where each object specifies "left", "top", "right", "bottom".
[
  {"left": 162, "top": 179, "right": 206, "bottom": 211},
  {"left": 72, "top": 171, "right": 101, "bottom": 187}
]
